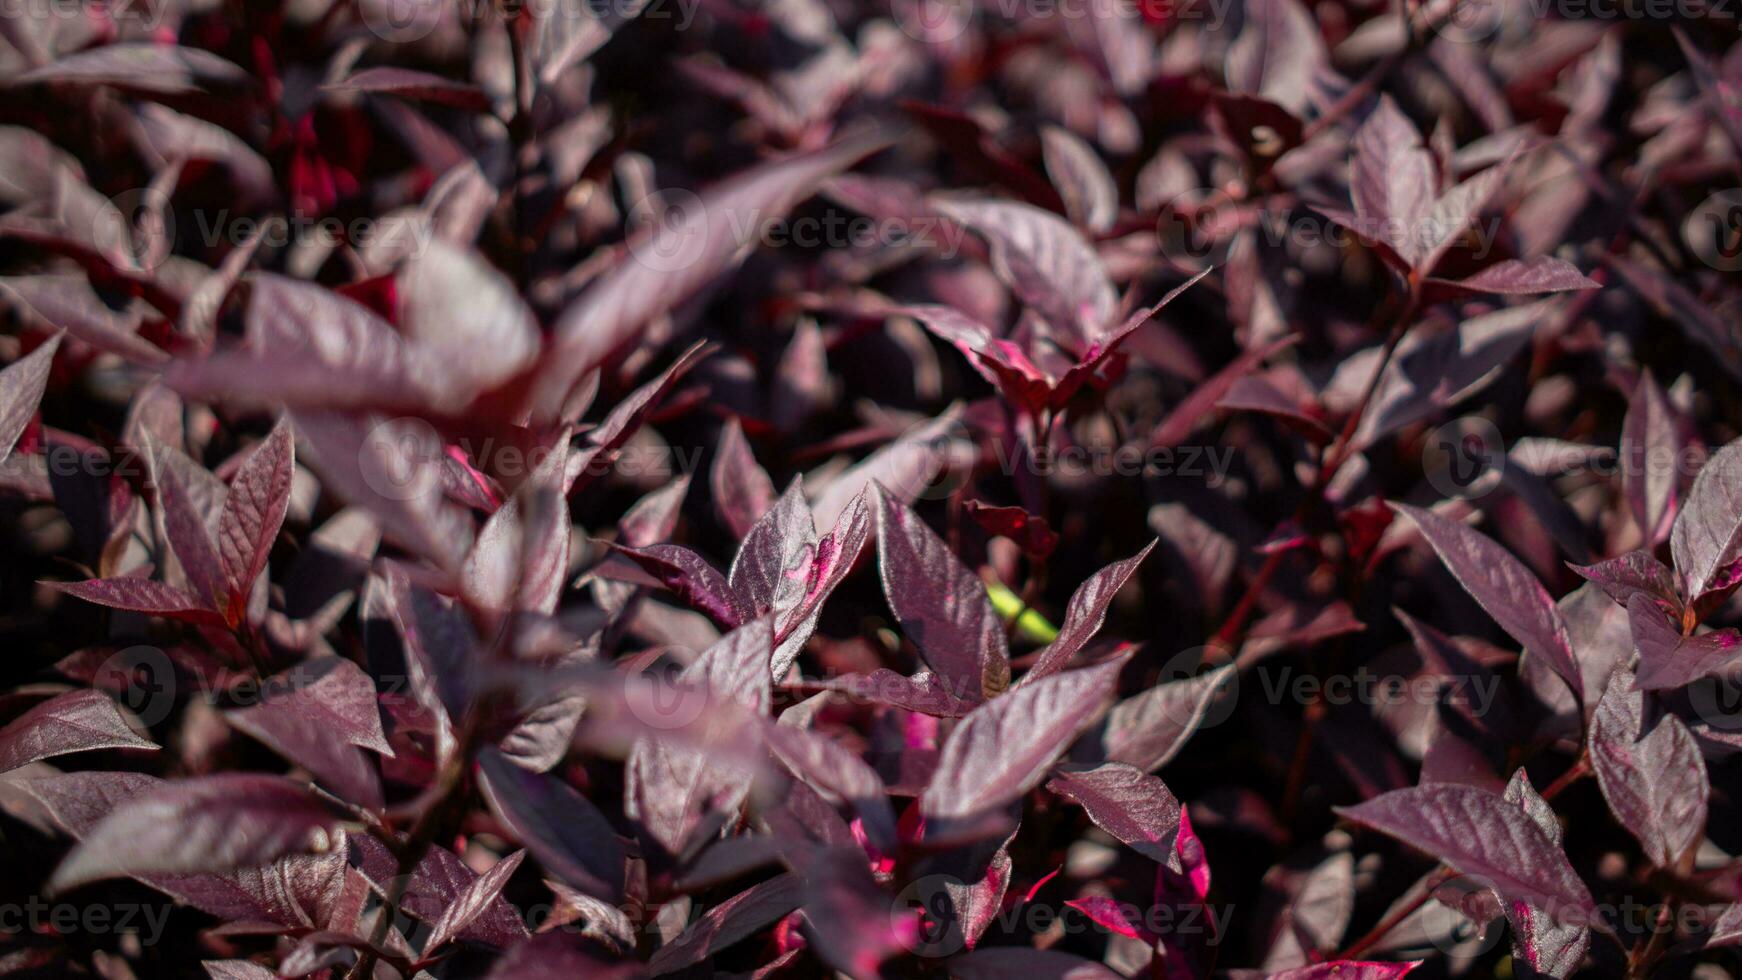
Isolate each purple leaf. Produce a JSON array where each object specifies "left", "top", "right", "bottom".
[
  {"left": 648, "top": 873, "right": 802, "bottom": 974},
  {"left": 619, "top": 474, "right": 691, "bottom": 548},
  {"left": 476, "top": 746, "right": 626, "bottom": 901},
  {"left": 1588, "top": 671, "right": 1708, "bottom": 867},
  {"left": 932, "top": 197, "right": 1116, "bottom": 350},
  {"left": 921, "top": 658, "right": 1124, "bottom": 841},
  {"left": 1100, "top": 664, "right": 1237, "bottom": 771},
  {"left": 330, "top": 67, "right": 490, "bottom": 110},
  {"left": 0, "top": 689, "right": 155, "bottom": 774},
  {"left": 291, "top": 410, "right": 473, "bottom": 573},
  {"left": 153, "top": 442, "right": 227, "bottom": 613},
  {"left": 1428, "top": 257, "right": 1601, "bottom": 297},
  {"left": 1671, "top": 437, "right": 1742, "bottom": 606},
  {"left": 1335, "top": 783, "right": 1596, "bottom": 925},
  {"left": 0, "top": 333, "right": 58, "bottom": 464},
  {"left": 1390, "top": 503, "right": 1581, "bottom": 703},
  {"left": 48, "top": 774, "right": 341, "bottom": 893},
  {"left": 810, "top": 409, "right": 963, "bottom": 530},
  {"left": 876, "top": 486, "right": 1010, "bottom": 700},
  {"left": 1350, "top": 96, "right": 1433, "bottom": 267},
  {"left": 729, "top": 478, "right": 816, "bottom": 621},
  {"left": 216, "top": 418, "right": 294, "bottom": 620},
  {"left": 1621, "top": 372, "right": 1681, "bottom": 546},
  {"left": 424, "top": 850, "right": 527, "bottom": 952},
  {"left": 44, "top": 576, "right": 222, "bottom": 626},
  {"left": 712, "top": 418, "right": 776, "bottom": 540},
  {"left": 1046, "top": 762, "right": 1182, "bottom": 865},
  {"left": 1501, "top": 771, "right": 1589, "bottom": 979},
  {"left": 1022, "top": 540, "right": 1155, "bottom": 683},
  {"left": 1569, "top": 551, "right": 1681, "bottom": 617},
  {"left": 625, "top": 618, "right": 774, "bottom": 853},
  {"left": 798, "top": 846, "right": 919, "bottom": 978},
  {"left": 770, "top": 486, "right": 873, "bottom": 677},
  {"left": 608, "top": 542, "right": 750, "bottom": 628},
  {"left": 1265, "top": 963, "right": 1421, "bottom": 980},
  {"left": 533, "top": 132, "right": 890, "bottom": 419},
  {"left": 762, "top": 719, "right": 898, "bottom": 853},
  {"left": 396, "top": 241, "right": 541, "bottom": 401},
  {"left": 465, "top": 441, "right": 571, "bottom": 615},
  {"left": 1041, "top": 126, "right": 1118, "bottom": 233},
  {"left": 1629, "top": 594, "right": 1742, "bottom": 690},
  {"left": 16, "top": 43, "right": 248, "bottom": 94}
]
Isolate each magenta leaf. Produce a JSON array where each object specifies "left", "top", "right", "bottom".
[
  {"left": 532, "top": 132, "right": 890, "bottom": 419},
  {"left": 291, "top": 410, "right": 473, "bottom": 573},
  {"left": 48, "top": 774, "right": 341, "bottom": 892},
  {"left": 1569, "top": 551, "right": 1681, "bottom": 617},
  {"left": 0, "top": 689, "right": 155, "bottom": 774},
  {"left": 1266, "top": 963, "right": 1421, "bottom": 980},
  {"left": 619, "top": 474, "right": 691, "bottom": 548},
  {"left": 1100, "top": 664, "right": 1236, "bottom": 771},
  {"left": 1427, "top": 257, "right": 1601, "bottom": 298},
  {"left": 712, "top": 417, "right": 776, "bottom": 540},
  {"left": 798, "top": 846, "right": 919, "bottom": 978},
  {"left": 216, "top": 417, "right": 293, "bottom": 621},
  {"left": 1391, "top": 503, "right": 1581, "bottom": 703},
  {"left": 729, "top": 478, "right": 816, "bottom": 623},
  {"left": 1350, "top": 96, "right": 1433, "bottom": 268},
  {"left": 932, "top": 197, "right": 1116, "bottom": 350},
  {"left": 1671, "top": 437, "right": 1742, "bottom": 606},
  {"left": 1335, "top": 783, "right": 1596, "bottom": 926},
  {"left": 1587, "top": 671, "right": 1708, "bottom": 868},
  {"left": 1041, "top": 126, "right": 1118, "bottom": 233},
  {"left": 423, "top": 850, "right": 527, "bottom": 952},
  {"left": 1628, "top": 594, "right": 1742, "bottom": 690},
  {"left": 648, "top": 873, "right": 802, "bottom": 974},
  {"left": 921, "top": 658, "right": 1124, "bottom": 842},
  {"left": 329, "top": 67, "right": 490, "bottom": 111},
  {"left": 1501, "top": 770, "right": 1589, "bottom": 979},
  {"left": 625, "top": 618, "right": 774, "bottom": 853},
  {"left": 44, "top": 575, "right": 220, "bottom": 625},
  {"left": 1046, "top": 762, "right": 1181, "bottom": 866},
  {"left": 876, "top": 486, "right": 1010, "bottom": 700},
  {"left": 1022, "top": 540, "right": 1156, "bottom": 683},
  {"left": 1621, "top": 372, "right": 1681, "bottom": 546},
  {"left": 608, "top": 542, "right": 750, "bottom": 628},
  {"left": 0, "top": 333, "right": 58, "bottom": 464},
  {"left": 153, "top": 442, "right": 227, "bottom": 613},
  {"left": 762, "top": 718, "right": 897, "bottom": 853},
  {"left": 477, "top": 746, "right": 625, "bottom": 901}
]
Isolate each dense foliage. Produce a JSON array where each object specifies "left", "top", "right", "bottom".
[{"left": 0, "top": 1, "right": 1740, "bottom": 978}]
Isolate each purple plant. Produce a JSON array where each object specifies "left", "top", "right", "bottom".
[{"left": 0, "top": 2, "right": 1740, "bottom": 979}]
